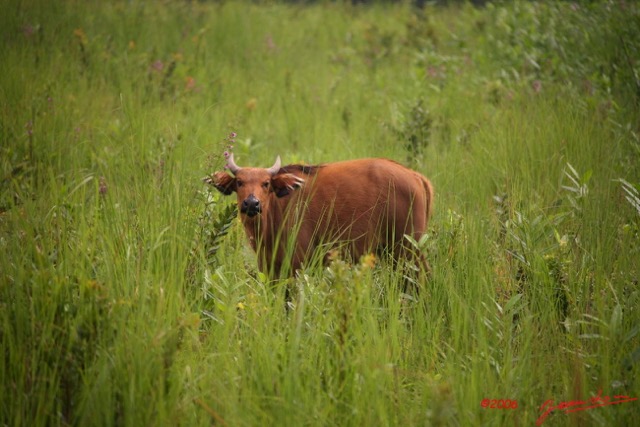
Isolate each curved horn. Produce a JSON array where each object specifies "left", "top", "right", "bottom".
[
  {"left": 226, "top": 152, "right": 241, "bottom": 175},
  {"left": 266, "top": 156, "right": 281, "bottom": 176}
]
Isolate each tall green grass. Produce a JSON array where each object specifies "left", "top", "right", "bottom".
[{"left": 1, "top": 1, "right": 639, "bottom": 426}]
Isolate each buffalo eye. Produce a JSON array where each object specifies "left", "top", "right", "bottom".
[
  {"left": 262, "top": 181, "right": 270, "bottom": 190},
  {"left": 236, "top": 180, "right": 244, "bottom": 188}
]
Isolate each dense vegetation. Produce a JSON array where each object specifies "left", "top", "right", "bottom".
[{"left": 1, "top": 1, "right": 639, "bottom": 425}]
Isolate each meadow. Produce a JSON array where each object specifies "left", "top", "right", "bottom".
[{"left": 1, "top": 0, "right": 639, "bottom": 425}]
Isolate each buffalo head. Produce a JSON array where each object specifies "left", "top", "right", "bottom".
[{"left": 206, "top": 154, "right": 305, "bottom": 218}]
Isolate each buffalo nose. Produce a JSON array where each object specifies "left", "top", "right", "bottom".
[{"left": 241, "top": 195, "right": 261, "bottom": 217}]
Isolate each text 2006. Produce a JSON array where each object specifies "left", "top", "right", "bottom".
[{"left": 481, "top": 399, "right": 518, "bottom": 409}]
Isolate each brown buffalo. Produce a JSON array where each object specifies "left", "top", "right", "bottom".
[{"left": 206, "top": 154, "right": 434, "bottom": 278}]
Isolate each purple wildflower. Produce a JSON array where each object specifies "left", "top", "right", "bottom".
[
  {"left": 532, "top": 80, "right": 542, "bottom": 93},
  {"left": 99, "top": 176, "right": 108, "bottom": 196},
  {"left": 151, "top": 60, "right": 164, "bottom": 72},
  {"left": 22, "top": 24, "right": 35, "bottom": 38}
]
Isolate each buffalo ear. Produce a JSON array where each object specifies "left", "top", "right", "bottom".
[
  {"left": 271, "top": 173, "right": 305, "bottom": 198},
  {"left": 204, "top": 172, "right": 236, "bottom": 195}
]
